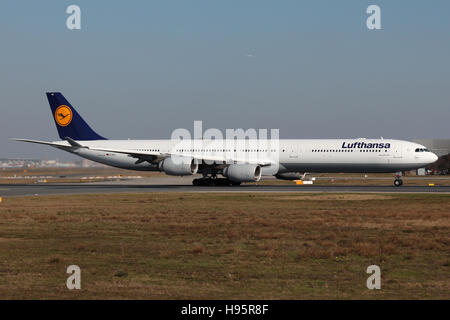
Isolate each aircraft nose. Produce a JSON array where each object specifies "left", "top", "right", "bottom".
[{"left": 430, "top": 152, "right": 439, "bottom": 163}]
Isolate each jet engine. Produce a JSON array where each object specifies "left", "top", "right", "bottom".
[
  {"left": 223, "top": 164, "right": 262, "bottom": 182},
  {"left": 159, "top": 156, "right": 198, "bottom": 176}
]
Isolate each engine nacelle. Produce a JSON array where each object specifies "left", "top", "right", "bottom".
[
  {"left": 223, "top": 164, "right": 262, "bottom": 182},
  {"left": 275, "top": 172, "right": 302, "bottom": 181},
  {"left": 159, "top": 156, "right": 198, "bottom": 176}
]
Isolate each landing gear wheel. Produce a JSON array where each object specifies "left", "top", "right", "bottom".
[
  {"left": 394, "top": 179, "right": 403, "bottom": 187},
  {"left": 193, "top": 178, "right": 214, "bottom": 186},
  {"left": 193, "top": 177, "right": 236, "bottom": 186}
]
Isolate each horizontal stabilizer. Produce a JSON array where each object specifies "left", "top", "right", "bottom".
[
  {"left": 11, "top": 138, "right": 72, "bottom": 150},
  {"left": 89, "top": 146, "right": 272, "bottom": 166}
]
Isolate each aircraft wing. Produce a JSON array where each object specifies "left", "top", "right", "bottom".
[
  {"left": 88, "top": 146, "right": 164, "bottom": 164},
  {"left": 89, "top": 146, "right": 272, "bottom": 166},
  {"left": 13, "top": 139, "right": 272, "bottom": 166}
]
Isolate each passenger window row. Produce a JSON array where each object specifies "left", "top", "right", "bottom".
[{"left": 312, "top": 150, "right": 354, "bottom": 153}]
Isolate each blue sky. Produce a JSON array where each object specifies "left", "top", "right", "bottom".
[{"left": 0, "top": 0, "right": 449, "bottom": 159}]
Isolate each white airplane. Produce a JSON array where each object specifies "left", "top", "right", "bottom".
[{"left": 14, "top": 92, "right": 438, "bottom": 187}]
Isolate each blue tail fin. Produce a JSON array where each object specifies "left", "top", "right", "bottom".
[{"left": 46, "top": 92, "right": 107, "bottom": 141}]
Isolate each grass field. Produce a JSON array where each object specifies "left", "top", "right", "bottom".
[{"left": 0, "top": 192, "right": 449, "bottom": 299}]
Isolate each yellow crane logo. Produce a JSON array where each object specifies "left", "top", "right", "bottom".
[{"left": 55, "top": 105, "right": 73, "bottom": 126}]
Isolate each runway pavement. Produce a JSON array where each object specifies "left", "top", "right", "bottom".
[{"left": 0, "top": 182, "right": 449, "bottom": 197}]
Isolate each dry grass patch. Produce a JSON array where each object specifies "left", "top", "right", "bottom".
[
  {"left": 0, "top": 192, "right": 448, "bottom": 299},
  {"left": 278, "top": 194, "right": 394, "bottom": 201}
]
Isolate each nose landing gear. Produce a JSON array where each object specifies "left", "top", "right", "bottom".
[{"left": 394, "top": 172, "right": 403, "bottom": 187}]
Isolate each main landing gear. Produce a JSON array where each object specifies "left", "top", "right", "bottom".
[
  {"left": 192, "top": 177, "right": 241, "bottom": 186},
  {"left": 394, "top": 172, "right": 403, "bottom": 187}
]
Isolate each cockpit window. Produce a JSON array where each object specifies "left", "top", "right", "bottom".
[{"left": 415, "top": 148, "right": 430, "bottom": 152}]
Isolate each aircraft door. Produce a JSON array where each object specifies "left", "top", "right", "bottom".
[
  {"left": 289, "top": 144, "right": 299, "bottom": 159},
  {"left": 393, "top": 143, "right": 403, "bottom": 158}
]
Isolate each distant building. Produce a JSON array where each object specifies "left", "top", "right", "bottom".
[
  {"left": 0, "top": 158, "right": 109, "bottom": 169},
  {"left": 0, "top": 158, "right": 76, "bottom": 168}
]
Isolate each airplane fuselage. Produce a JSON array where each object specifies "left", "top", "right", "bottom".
[{"left": 56, "top": 138, "right": 437, "bottom": 174}]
